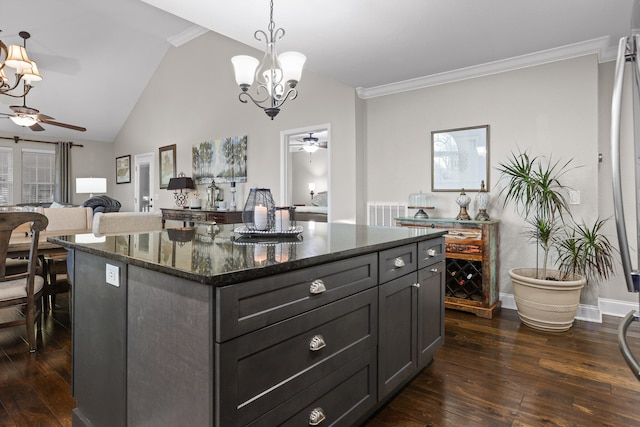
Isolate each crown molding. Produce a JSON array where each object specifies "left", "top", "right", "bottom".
[
  {"left": 167, "top": 25, "right": 208, "bottom": 47},
  {"left": 357, "top": 36, "right": 614, "bottom": 99}
]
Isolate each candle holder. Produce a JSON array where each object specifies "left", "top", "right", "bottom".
[
  {"left": 455, "top": 189, "right": 471, "bottom": 220},
  {"left": 242, "top": 188, "right": 275, "bottom": 231},
  {"left": 474, "top": 180, "right": 491, "bottom": 221}
]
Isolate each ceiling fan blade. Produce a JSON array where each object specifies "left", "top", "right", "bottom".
[
  {"left": 39, "top": 118, "right": 86, "bottom": 132},
  {"left": 0, "top": 112, "right": 13, "bottom": 118},
  {"left": 35, "top": 113, "right": 55, "bottom": 121},
  {"left": 30, "top": 123, "right": 45, "bottom": 132}
]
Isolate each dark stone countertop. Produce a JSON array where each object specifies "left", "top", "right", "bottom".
[{"left": 49, "top": 222, "right": 446, "bottom": 286}]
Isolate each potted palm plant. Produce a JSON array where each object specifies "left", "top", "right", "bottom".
[{"left": 497, "top": 150, "right": 615, "bottom": 332}]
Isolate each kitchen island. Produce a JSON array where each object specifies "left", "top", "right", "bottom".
[{"left": 50, "top": 222, "right": 446, "bottom": 427}]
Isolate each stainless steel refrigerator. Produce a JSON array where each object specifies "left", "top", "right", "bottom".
[{"left": 613, "top": 0, "right": 640, "bottom": 379}]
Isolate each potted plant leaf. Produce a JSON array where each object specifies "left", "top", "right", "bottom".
[{"left": 497, "top": 149, "right": 615, "bottom": 331}]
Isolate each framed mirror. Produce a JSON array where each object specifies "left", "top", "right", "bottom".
[{"left": 431, "top": 125, "right": 489, "bottom": 192}]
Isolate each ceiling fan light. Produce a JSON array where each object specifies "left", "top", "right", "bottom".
[
  {"left": 231, "top": 55, "right": 260, "bottom": 89},
  {"left": 4, "top": 45, "right": 31, "bottom": 71},
  {"left": 279, "top": 51, "right": 306, "bottom": 87},
  {"left": 22, "top": 61, "right": 42, "bottom": 83},
  {"left": 10, "top": 115, "right": 37, "bottom": 127},
  {"left": 303, "top": 145, "right": 319, "bottom": 153}
]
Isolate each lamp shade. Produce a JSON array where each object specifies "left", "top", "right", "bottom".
[
  {"left": 21, "top": 61, "right": 42, "bottom": 83},
  {"left": 279, "top": 51, "right": 306, "bottom": 86},
  {"left": 231, "top": 55, "right": 260, "bottom": 87},
  {"left": 4, "top": 45, "right": 31, "bottom": 70},
  {"left": 76, "top": 177, "right": 107, "bottom": 194},
  {"left": 167, "top": 176, "right": 195, "bottom": 190}
]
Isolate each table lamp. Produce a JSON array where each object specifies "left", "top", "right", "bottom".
[{"left": 167, "top": 172, "right": 195, "bottom": 208}]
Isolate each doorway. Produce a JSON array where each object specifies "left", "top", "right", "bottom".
[
  {"left": 134, "top": 153, "right": 154, "bottom": 212},
  {"left": 280, "top": 124, "right": 330, "bottom": 218}
]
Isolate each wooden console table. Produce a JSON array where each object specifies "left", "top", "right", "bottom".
[
  {"left": 161, "top": 208, "right": 243, "bottom": 227},
  {"left": 395, "top": 217, "right": 500, "bottom": 318}
]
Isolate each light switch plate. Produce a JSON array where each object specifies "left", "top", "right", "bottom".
[
  {"left": 106, "top": 263, "right": 120, "bottom": 287},
  {"left": 569, "top": 190, "right": 580, "bottom": 205}
]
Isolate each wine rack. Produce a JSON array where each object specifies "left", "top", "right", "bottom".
[{"left": 394, "top": 218, "right": 500, "bottom": 318}]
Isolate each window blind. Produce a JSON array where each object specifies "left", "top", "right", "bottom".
[
  {"left": 0, "top": 147, "right": 13, "bottom": 205},
  {"left": 22, "top": 148, "right": 55, "bottom": 204}
]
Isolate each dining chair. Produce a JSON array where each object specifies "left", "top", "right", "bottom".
[{"left": 0, "top": 211, "right": 48, "bottom": 352}]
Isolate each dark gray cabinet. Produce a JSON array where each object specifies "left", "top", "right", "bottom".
[
  {"left": 378, "top": 240, "right": 446, "bottom": 398},
  {"left": 72, "top": 251, "right": 127, "bottom": 427},
  {"left": 70, "top": 234, "right": 445, "bottom": 427}
]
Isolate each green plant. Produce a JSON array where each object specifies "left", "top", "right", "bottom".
[{"left": 497, "top": 149, "right": 615, "bottom": 284}]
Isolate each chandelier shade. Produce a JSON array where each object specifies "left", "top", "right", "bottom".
[
  {"left": 0, "top": 31, "right": 41, "bottom": 98},
  {"left": 4, "top": 45, "right": 30, "bottom": 70},
  {"left": 231, "top": 0, "right": 306, "bottom": 119}
]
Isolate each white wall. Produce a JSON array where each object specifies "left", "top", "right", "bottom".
[
  {"left": 364, "top": 55, "right": 603, "bottom": 303},
  {"left": 0, "top": 131, "right": 114, "bottom": 206},
  {"left": 112, "top": 31, "right": 358, "bottom": 222},
  {"left": 291, "top": 150, "right": 328, "bottom": 205}
]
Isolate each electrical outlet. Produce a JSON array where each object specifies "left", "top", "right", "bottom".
[{"left": 106, "top": 263, "right": 119, "bottom": 287}]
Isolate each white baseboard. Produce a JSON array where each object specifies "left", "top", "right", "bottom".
[
  {"left": 497, "top": 292, "right": 633, "bottom": 324},
  {"left": 599, "top": 297, "right": 639, "bottom": 318}
]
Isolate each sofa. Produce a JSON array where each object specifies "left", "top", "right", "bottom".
[
  {"left": 35, "top": 206, "right": 94, "bottom": 234},
  {"left": 92, "top": 211, "right": 163, "bottom": 236}
]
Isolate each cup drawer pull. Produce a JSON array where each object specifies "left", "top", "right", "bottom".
[
  {"left": 427, "top": 248, "right": 437, "bottom": 257},
  {"left": 309, "top": 279, "right": 326, "bottom": 295},
  {"left": 309, "top": 407, "right": 326, "bottom": 425},
  {"left": 309, "top": 335, "right": 326, "bottom": 351},
  {"left": 430, "top": 268, "right": 439, "bottom": 273},
  {"left": 394, "top": 257, "right": 405, "bottom": 268}
]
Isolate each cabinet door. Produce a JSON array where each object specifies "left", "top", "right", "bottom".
[
  {"left": 417, "top": 261, "right": 446, "bottom": 367},
  {"left": 72, "top": 252, "right": 126, "bottom": 427},
  {"left": 378, "top": 271, "right": 418, "bottom": 397}
]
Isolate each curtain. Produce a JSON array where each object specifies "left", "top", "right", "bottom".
[{"left": 55, "top": 142, "right": 73, "bottom": 204}]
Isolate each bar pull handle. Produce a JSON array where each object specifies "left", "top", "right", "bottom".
[
  {"left": 618, "top": 311, "right": 640, "bottom": 380},
  {"left": 611, "top": 34, "right": 639, "bottom": 293},
  {"left": 309, "top": 407, "right": 326, "bottom": 425},
  {"left": 309, "top": 335, "right": 326, "bottom": 352},
  {"left": 309, "top": 279, "right": 326, "bottom": 295},
  {"left": 394, "top": 257, "right": 405, "bottom": 268}
]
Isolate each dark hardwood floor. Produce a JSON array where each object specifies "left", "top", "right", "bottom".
[{"left": 1, "top": 294, "right": 640, "bottom": 426}]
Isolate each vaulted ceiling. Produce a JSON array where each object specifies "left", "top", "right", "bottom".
[{"left": 0, "top": 0, "right": 634, "bottom": 142}]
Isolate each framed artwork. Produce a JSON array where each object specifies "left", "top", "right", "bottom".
[
  {"left": 431, "top": 125, "right": 490, "bottom": 192},
  {"left": 159, "top": 144, "right": 177, "bottom": 189},
  {"left": 116, "top": 155, "right": 131, "bottom": 184},
  {"left": 192, "top": 135, "right": 248, "bottom": 185}
]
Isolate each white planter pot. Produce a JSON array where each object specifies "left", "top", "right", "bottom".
[{"left": 509, "top": 268, "right": 586, "bottom": 332}]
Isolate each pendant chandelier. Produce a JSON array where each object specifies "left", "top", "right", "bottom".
[
  {"left": 231, "top": 0, "right": 306, "bottom": 120},
  {"left": 0, "top": 30, "right": 42, "bottom": 98}
]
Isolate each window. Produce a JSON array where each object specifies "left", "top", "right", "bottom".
[
  {"left": 0, "top": 147, "right": 13, "bottom": 205},
  {"left": 22, "top": 149, "right": 55, "bottom": 204}
]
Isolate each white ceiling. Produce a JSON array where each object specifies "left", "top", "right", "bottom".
[{"left": 0, "top": 0, "right": 635, "bottom": 142}]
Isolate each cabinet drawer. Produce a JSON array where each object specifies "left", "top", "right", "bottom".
[
  {"left": 217, "top": 253, "right": 377, "bottom": 341},
  {"left": 379, "top": 243, "right": 417, "bottom": 283},
  {"left": 218, "top": 288, "right": 378, "bottom": 427},
  {"left": 418, "top": 237, "right": 445, "bottom": 269},
  {"left": 248, "top": 348, "right": 377, "bottom": 427}
]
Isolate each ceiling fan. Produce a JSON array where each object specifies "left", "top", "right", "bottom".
[
  {"left": 0, "top": 96, "right": 86, "bottom": 132},
  {"left": 291, "top": 132, "right": 327, "bottom": 153}
]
